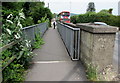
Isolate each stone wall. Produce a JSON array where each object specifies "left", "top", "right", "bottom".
[{"left": 77, "top": 23, "right": 119, "bottom": 73}]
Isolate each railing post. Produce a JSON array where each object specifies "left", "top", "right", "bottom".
[{"left": 77, "top": 23, "right": 119, "bottom": 73}]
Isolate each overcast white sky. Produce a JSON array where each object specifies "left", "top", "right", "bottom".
[{"left": 41, "top": 0, "right": 120, "bottom": 15}]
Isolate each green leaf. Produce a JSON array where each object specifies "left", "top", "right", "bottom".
[{"left": 17, "top": 51, "right": 24, "bottom": 60}]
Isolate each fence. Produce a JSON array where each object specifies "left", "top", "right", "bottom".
[
  {"left": 22, "top": 22, "right": 48, "bottom": 45},
  {"left": 57, "top": 22, "right": 80, "bottom": 60},
  {"left": 0, "top": 22, "right": 48, "bottom": 82}
]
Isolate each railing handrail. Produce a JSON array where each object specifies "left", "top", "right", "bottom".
[
  {"left": 22, "top": 22, "right": 46, "bottom": 30},
  {"left": 60, "top": 22, "right": 80, "bottom": 31},
  {"left": 0, "top": 39, "right": 22, "bottom": 52}
]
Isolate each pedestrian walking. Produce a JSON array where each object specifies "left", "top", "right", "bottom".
[{"left": 53, "top": 21, "right": 56, "bottom": 29}]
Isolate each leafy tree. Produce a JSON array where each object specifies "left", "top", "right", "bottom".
[
  {"left": 23, "top": 2, "right": 31, "bottom": 17},
  {"left": 2, "top": 2, "right": 24, "bottom": 19},
  {"left": 2, "top": 2, "right": 52, "bottom": 25},
  {"left": 26, "top": 2, "right": 52, "bottom": 24},
  {"left": 87, "top": 2, "right": 96, "bottom": 12},
  {"left": 99, "top": 8, "right": 113, "bottom": 14},
  {"left": 108, "top": 8, "right": 113, "bottom": 14}
]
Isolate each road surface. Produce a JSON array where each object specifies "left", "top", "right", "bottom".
[{"left": 113, "top": 31, "right": 120, "bottom": 74}]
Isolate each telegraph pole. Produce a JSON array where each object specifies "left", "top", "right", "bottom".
[
  {"left": 48, "top": 0, "right": 50, "bottom": 8},
  {"left": 48, "top": 3, "right": 49, "bottom": 8}
]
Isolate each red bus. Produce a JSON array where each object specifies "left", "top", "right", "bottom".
[{"left": 57, "top": 11, "right": 70, "bottom": 23}]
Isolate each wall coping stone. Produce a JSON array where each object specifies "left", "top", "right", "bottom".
[{"left": 76, "top": 23, "right": 119, "bottom": 33}]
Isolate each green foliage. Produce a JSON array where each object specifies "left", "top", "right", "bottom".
[
  {"left": 37, "top": 15, "right": 51, "bottom": 26},
  {"left": 22, "top": 17, "right": 34, "bottom": 27},
  {"left": 2, "top": 2, "right": 53, "bottom": 27},
  {"left": 2, "top": 50, "right": 12, "bottom": 68},
  {"left": 1, "top": 9, "right": 25, "bottom": 47},
  {"left": 2, "top": 50, "right": 12, "bottom": 60},
  {"left": 70, "top": 15, "right": 78, "bottom": 24},
  {"left": 1, "top": 39, "right": 33, "bottom": 82},
  {"left": 70, "top": 11, "right": 120, "bottom": 27},
  {"left": 99, "top": 9, "right": 109, "bottom": 14},
  {"left": 29, "top": 2, "right": 52, "bottom": 24},
  {"left": 86, "top": 64, "right": 98, "bottom": 81},
  {"left": 99, "top": 8, "right": 113, "bottom": 14},
  {"left": 1, "top": 4, "right": 33, "bottom": 82},
  {"left": 2, "top": 2, "right": 24, "bottom": 20},
  {"left": 16, "top": 39, "right": 33, "bottom": 69},
  {"left": 2, "top": 61, "right": 25, "bottom": 82},
  {"left": 38, "top": 15, "right": 49, "bottom": 23},
  {"left": 33, "top": 31, "right": 45, "bottom": 49},
  {"left": 1, "top": 1, "right": 51, "bottom": 82}
]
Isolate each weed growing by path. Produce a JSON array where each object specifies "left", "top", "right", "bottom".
[
  {"left": 33, "top": 32, "right": 45, "bottom": 49},
  {"left": 86, "top": 64, "right": 98, "bottom": 81}
]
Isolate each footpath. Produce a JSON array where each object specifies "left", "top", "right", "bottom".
[{"left": 25, "top": 28, "right": 87, "bottom": 81}]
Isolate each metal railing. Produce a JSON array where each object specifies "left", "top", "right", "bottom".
[
  {"left": 22, "top": 23, "right": 48, "bottom": 45},
  {"left": 57, "top": 22, "right": 80, "bottom": 60}
]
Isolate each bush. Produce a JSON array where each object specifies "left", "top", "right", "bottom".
[
  {"left": 71, "top": 12, "right": 120, "bottom": 27},
  {"left": 22, "top": 17, "right": 34, "bottom": 27},
  {"left": 3, "top": 61, "right": 25, "bottom": 82}
]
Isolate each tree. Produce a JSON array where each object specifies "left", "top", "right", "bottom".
[
  {"left": 99, "top": 9, "right": 109, "bottom": 13},
  {"left": 2, "top": 2, "right": 24, "bottom": 19},
  {"left": 2, "top": 2, "right": 52, "bottom": 25},
  {"left": 108, "top": 8, "right": 113, "bottom": 14},
  {"left": 23, "top": 2, "right": 31, "bottom": 17},
  {"left": 53, "top": 13, "right": 57, "bottom": 18},
  {"left": 99, "top": 8, "right": 113, "bottom": 14},
  {"left": 87, "top": 2, "right": 96, "bottom": 12},
  {"left": 30, "top": 2, "right": 52, "bottom": 24}
]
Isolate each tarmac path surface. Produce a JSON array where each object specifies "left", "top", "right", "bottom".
[{"left": 25, "top": 28, "right": 87, "bottom": 81}]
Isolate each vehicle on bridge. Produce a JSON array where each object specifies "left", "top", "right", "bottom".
[{"left": 57, "top": 11, "right": 70, "bottom": 23}]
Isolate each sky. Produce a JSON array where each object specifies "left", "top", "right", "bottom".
[{"left": 41, "top": 0, "right": 120, "bottom": 15}]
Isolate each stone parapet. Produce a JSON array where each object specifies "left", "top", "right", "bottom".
[
  {"left": 77, "top": 23, "right": 118, "bottom": 33},
  {"left": 76, "top": 23, "right": 119, "bottom": 73}
]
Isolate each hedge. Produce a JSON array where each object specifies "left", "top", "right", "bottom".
[{"left": 70, "top": 12, "right": 120, "bottom": 28}]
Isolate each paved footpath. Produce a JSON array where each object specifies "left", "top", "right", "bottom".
[{"left": 25, "top": 28, "right": 87, "bottom": 81}]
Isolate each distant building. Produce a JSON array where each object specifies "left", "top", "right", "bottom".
[{"left": 118, "top": 1, "right": 120, "bottom": 16}]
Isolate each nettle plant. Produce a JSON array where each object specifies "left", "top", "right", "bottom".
[{"left": 1, "top": 9, "right": 25, "bottom": 47}]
